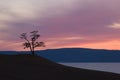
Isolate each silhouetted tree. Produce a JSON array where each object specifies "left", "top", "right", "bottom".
[{"left": 20, "top": 31, "right": 45, "bottom": 55}]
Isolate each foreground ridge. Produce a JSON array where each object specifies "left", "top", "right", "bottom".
[{"left": 0, "top": 54, "right": 119, "bottom": 80}]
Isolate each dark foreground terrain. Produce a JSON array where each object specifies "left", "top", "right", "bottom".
[{"left": 0, "top": 54, "right": 120, "bottom": 80}]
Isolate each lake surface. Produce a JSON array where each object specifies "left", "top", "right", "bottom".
[{"left": 60, "top": 63, "right": 120, "bottom": 74}]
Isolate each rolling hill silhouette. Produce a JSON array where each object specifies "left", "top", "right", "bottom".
[
  {"left": 0, "top": 54, "right": 120, "bottom": 80},
  {"left": 1, "top": 48, "right": 120, "bottom": 62},
  {"left": 37, "top": 48, "right": 120, "bottom": 62}
]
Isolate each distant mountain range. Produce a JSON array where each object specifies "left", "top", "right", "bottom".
[{"left": 1, "top": 48, "right": 120, "bottom": 62}]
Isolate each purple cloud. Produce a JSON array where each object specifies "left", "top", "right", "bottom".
[{"left": 1, "top": 0, "right": 120, "bottom": 50}]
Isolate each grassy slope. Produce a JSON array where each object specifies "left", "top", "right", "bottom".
[{"left": 0, "top": 54, "right": 120, "bottom": 80}]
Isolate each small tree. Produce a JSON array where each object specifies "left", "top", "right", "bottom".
[{"left": 20, "top": 31, "right": 45, "bottom": 55}]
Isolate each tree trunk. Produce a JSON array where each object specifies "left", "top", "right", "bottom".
[
  {"left": 31, "top": 49, "right": 35, "bottom": 56},
  {"left": 31, "top": 40, "right": 35, "bottom": 56}
]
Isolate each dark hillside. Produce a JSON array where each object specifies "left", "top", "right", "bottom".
[{"left": 0, "top": 54, "right": 119, "bottom": 80}]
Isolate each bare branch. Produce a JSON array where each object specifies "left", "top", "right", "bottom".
[
  {"left": 20, "top": 33, "right": 27, "bottom": 40},
  {"left": 23, "top": 42, "right": 31, "bottom": 49},
  {"left": 30, "top": 30, "right": 40, "bottom": 41},
  {"left": 34, "top": 42, "right": 45, "bottom": 47},
  {"left": 30, "top": 31, "right": 38, "bottom": 34}
]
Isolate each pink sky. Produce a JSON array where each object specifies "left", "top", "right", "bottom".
[{"left": 0, "top": 0, "right": 120, "bottom": 51}]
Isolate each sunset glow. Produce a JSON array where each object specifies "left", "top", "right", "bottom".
[{"left": 0, "top": 0, "right": 120, "bottom": 51}]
